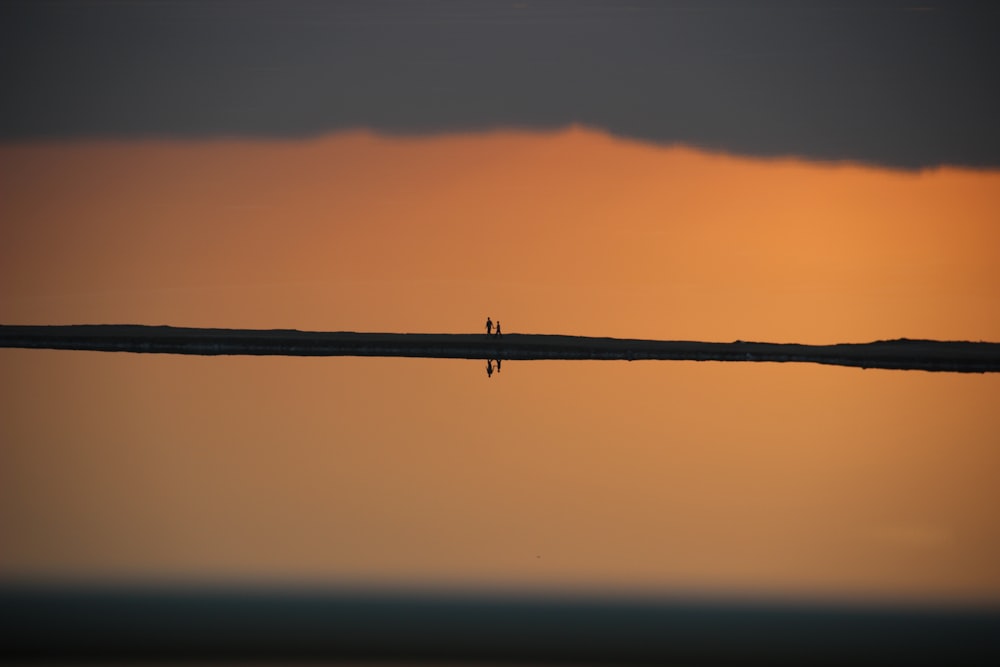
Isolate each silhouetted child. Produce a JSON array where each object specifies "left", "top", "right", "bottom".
[
  {"left": 486, "top": 317, "right": 493, "bottom": 336},
  {"left": 496, "top": 358, "right": 502, "bottom": 373},
  {"left": 495, "top": 321, "right": 502, "bottom": 338}
]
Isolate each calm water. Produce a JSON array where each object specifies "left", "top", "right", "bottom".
[{"left": 3, "top": 349, "right": 998, "bottom": 605}]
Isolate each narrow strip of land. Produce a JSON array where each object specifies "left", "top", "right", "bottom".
[{"left": 2, "top": 324, "right": 999, "bottom": 372}]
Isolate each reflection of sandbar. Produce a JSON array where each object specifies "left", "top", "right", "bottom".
[{"left": 2, "top": 325, "right": 999, "bottom": 373}]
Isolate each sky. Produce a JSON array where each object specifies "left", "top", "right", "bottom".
[
  {"left": 2, "top": 1, "right": 999, "bottom": 167},
  {"left": 2, "top": 128, "right": 1000, "bottom": 342},
  {"left": 2, "top": 1, "right": 1000, "bottom": 605}
]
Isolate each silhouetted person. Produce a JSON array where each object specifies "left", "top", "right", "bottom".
[
  {"left": 486, "top": 317, "right": 493, "bottom": 336},
  {"left": 486, "top": 359, "right": 494, "bottom": 377},
  {"left": 495, "top": 321, "right": 502, "bottom": 338},
  {"left": 495, "top": 358, "right": 502, "bottom": 373}
]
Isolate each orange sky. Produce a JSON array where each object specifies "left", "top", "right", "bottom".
[{"left": 3, "top": 127, "right": 999, "bottom": 342}]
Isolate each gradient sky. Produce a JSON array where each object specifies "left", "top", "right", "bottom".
[
  {"left": 2, "top": 0, "right": 999, "bottom": 167},
  {"left": 3, "top": 128, "right": 999, "bottom": 342},
  {"left": 2, "top": 1, "right": 1000, "bottom": 605}
]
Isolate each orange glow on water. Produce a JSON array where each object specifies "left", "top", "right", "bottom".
[
  {"left": 2, "top": 127, "right": 999, "bottom": 342},
  {"left": 2, "top": 350, "right": 999, "bottom": 604}
]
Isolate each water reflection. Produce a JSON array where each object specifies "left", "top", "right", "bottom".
[
  {"left": 2, "top": 349, "right": 998, "bottom": 605},
  {"left": 486, "top": 358, "right": 503, "bottom": 378}
]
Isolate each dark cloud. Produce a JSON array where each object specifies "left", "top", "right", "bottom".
[{"left": 2, "top": 0, "right": 998, "bottom": 168}]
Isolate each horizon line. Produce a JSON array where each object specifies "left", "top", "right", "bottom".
[{"left": 3, "top": 324, "right": 999, "bottom": 373}]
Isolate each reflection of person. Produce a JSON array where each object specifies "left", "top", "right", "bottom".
[
  {"left": 486, "top": 317, "right": 493, "bottom": 336},
  {"left": 495, "top": 321, "right": 502, "bottom": 338},
  {"left": 496, "top": 358, "right": 502, "bottom": 373},
  {"left": 486, "top": 359, "right": 494, "bottom": 377}
]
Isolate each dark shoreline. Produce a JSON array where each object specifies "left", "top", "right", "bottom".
[
  {"left": 2, "top": 324, "right": 1000, "bottom": 372},
  {"left": 3, "top": 585, "right": 999, "bottom": 665}
]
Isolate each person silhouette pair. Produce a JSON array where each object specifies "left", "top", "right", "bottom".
[
  {"left": 486, "top": 358, "right": 502, "bottom": 377},
  {"left": 485, "top": 317, "right": 502, "bottom": 338}
]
